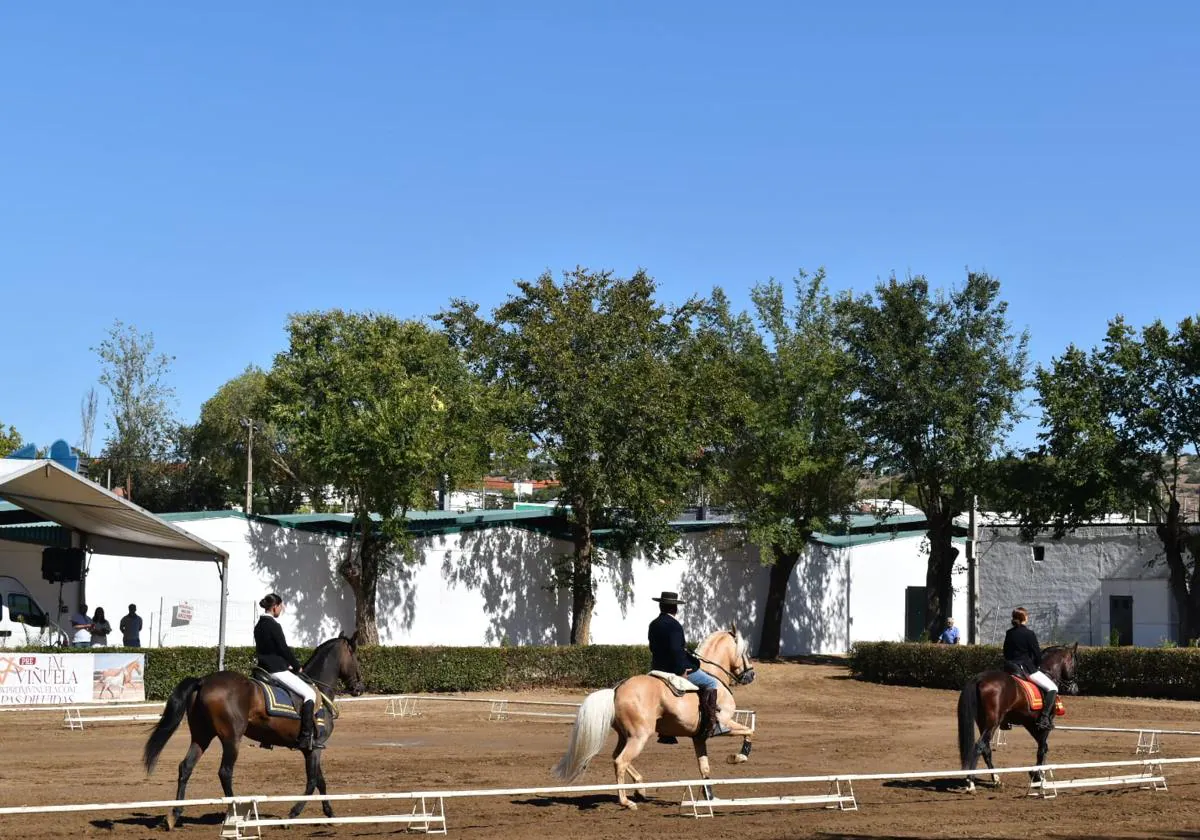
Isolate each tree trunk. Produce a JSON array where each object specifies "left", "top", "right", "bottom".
[
  {"left": 338, "top": 511, "right": 381, "bottom": 645},
  {"left": 757, "top": 546, "right": 800, "bottom": 660},
  {"left": 1158, "top": 499, "right": 1200, "bottom": 645},
  {"left": 924, "top": 513, "right": 960, "bottom": 642},
  {"left": 569, "top": 529, "right": 595, "bottom": 645}
]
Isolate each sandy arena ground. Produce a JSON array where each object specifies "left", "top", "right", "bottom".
[{"left": 3, "top": 660, "right": 1200, "bottom": 839}]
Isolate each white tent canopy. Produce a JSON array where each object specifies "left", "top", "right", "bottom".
[{"left": 0, "top": 458, "right": 232, "bottom": 665}]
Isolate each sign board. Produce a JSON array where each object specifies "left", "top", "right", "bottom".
[
  {"left": 0, "top": 652, "right": 146, "bottom": 705},
  {"left": 173, "top": 602, "right": 194, "bottom": 624}
]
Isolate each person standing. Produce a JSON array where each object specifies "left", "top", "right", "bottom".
[
  {"left": 89, "top": 607, "right": 112, "bottom": 647},
  {"left": 69, "top": 604, "right": 92, "bottom": 648},
  {"left": 120, "top": 604, "right": 143, "bottom": 647},
  {"left": 937, "top": 617, "right": 961, "bottom": 645},
  {"left": 254, "top": 592, "right": 317, "bottom": 749}
]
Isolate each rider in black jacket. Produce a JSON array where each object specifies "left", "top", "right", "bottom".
[
  {"left": 254, "top": 593, "right": 317, "bottom": 748},
  {"left": 647, "top": 591, "right": 727, "bottom": 742},
  {"left": 1003, "top": 606, "right": 1058, "bottom": 730}
]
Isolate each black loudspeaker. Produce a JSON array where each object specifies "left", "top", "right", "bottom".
[{"left": 41, "top": 547, "right": 85, "bottom": 583}]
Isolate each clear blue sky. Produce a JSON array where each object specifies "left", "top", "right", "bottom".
[{"left": 3, "top": 3, "right": 1198, "bottom": 453}]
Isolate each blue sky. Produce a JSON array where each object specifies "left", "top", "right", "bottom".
[{"left": 3, "top": 3, "right": 1198, "bottom": 453}]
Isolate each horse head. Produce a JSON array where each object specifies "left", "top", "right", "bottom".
[
  {"left": 306, "top": 634, "right": 366, "bottom": 696},
  {"left": 337, "top": 632, "right": 366, "bottom": 696},
  {"left": 1044, "top": 642, "right": 1080, "bottom": 695},
  {"left": 698, "top": 624, "right": 756, "bottom": 686}
]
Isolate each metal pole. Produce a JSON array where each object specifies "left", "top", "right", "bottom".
[
  {"left": 967, "top": 494, "right": 979, "bottom": 645},
  {"left": 244, "top": 420, "right": 255, "bottom": 515},
  {"left": 217, "top": 557, "right": 229, "bottom": 670}
]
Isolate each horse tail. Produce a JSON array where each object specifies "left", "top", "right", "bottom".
[
  {"left": 957, "top": 677, "right": 980, "bottom": 770},
  {"left": 552, "top": 687, "right": 615, "bottom": 782},
  {"left": 144, "top": 676, "right": 201, "bottom": 774}
]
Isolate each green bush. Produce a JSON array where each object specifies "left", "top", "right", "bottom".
[
  {"left": 850, "top": 641, "right": 1200, "bottom": 700},
  {"left": 10, "top": 644, "right": 649, "bottom": 700}
]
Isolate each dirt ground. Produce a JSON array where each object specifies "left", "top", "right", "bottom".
[{"left": 3, "top": 660, "right": 1200, "bottom": 839}]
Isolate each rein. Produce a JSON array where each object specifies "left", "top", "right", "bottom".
[{"left": 695, "top": 649, "right": 754, "bottom": 690}]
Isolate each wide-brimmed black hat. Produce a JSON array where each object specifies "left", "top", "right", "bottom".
[{"left": 652, "top": 591, "right": 684, "bottom": 605}]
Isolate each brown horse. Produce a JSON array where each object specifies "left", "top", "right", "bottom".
[
  {"left": 957, "top": 643, "right": 1079, "bottom": 791},
  {"left": 143, "top": 633, "right": 366, "bottom": 828},
  {"left": 552, "top": 625, "right": 756, "bottom": 809}
]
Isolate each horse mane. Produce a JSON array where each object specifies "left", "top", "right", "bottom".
[
  {"left": 303, "top": 636, "right": 346, "bottom": 672},
  {"left": 697, "top": 626, "right": 749, "bottom": 661}
]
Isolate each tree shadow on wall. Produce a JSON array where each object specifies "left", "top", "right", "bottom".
[
  {"left": 678, "top": 529, "right": 767, "bottom": 644},
  {"left": 777, "top": 545, "right": 849, "bottom": 656},
  {"left": 246, "top": 520, "right": 417, "bottom": 646},
  {"left": 444, "top": 526, "right": 572, "bottom": 645}
]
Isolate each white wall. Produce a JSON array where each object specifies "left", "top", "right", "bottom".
[
  {"left": 0, "top": 516, "right": 948, "bottom": 656},
  {"left": 848, "top": 535, "right": 968, "bottom": 645},
  {"left": 977, "top": 524, "right": 1176, "bottom": 646}
]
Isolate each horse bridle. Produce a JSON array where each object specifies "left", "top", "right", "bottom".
[{"left": 696, "top": 648, "right": 756, "bottom": 690}]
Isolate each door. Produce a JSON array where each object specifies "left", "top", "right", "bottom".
[
  {"left": 905, "top": 586, "right": 927, "bottom": 642},
  {"left": 1109, "top": 595, "right": 1133, "bottom": 646}
]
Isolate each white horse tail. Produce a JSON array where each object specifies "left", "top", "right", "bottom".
[{"left": 552, "top": 688, "right": 615, "bottom": 782}]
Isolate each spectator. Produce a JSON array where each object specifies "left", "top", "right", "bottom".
[
  {"left": 937, "top": 617, "right": 960, "bottom": 645},
  {"left": 89, "top": 607, "right": 112, "bottom": 647},
  {"left": 120, "top": 604, "right": 143, "bottom": 647},
  {"left": 69, "top": 604, "right": 92, "bottom": 648}
]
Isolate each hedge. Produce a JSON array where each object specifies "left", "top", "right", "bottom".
[
  {"left": 850, "top": 641, "right": 1200, "bottom": 701},
  {"left": 8, "top": 645, "right": 650, "bottom": 700}
]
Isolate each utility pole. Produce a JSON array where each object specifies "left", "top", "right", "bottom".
[
  {"left": 967, "top": 494, "right": 979, "bottom": 645},
  {"left": 241, "top": 418, "right": 255, "bottom": 515}
]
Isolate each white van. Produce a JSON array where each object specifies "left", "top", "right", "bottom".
[{"left": 0, "top": 576, "right": 68, "bottom": 648}]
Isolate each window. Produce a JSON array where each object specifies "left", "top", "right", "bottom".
[
  {"left": 1032, "top": 545, "right": 1046, "bottom": 563},
  {"left": 7, "top": 594, "right": 48, "bottom": 627}
]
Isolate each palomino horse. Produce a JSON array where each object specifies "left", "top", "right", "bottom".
[
  {"left": 957, "top": 643, "right": 1079, "bottom": 791},
  {"left": 553, "top": 625, "right": 756, "bottom": 809},
  {"left": 96, "top": 659, "right": 142, "bottom": 700},
  {"left": 143, "top": 634, "right": 366, "bottom": 828}
]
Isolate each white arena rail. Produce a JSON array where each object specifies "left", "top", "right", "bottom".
[
  {"left": 992, "top": 724, "right": 1200, "bottom": 755},
  {"left": 382, "top": 694, "right": 757, "bottom": 729},
  {"left": 1, "top": 755, "right": 1195, "bottom": 837},
  {"left": 63, "top": 706, "right": 163, "bottom": 730}
]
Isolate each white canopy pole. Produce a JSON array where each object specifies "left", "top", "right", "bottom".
[{"left": 217, "top": 557, "right": 229, "bottom": 670}]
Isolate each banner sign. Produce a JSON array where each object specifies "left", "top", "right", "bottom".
[{"left": 0, "top": 652, "right": 146, "bottom": 706}]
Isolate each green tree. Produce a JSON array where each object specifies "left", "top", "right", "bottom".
[
  {"left": 1017, "top": 315, "right": 1200, "bottom": 641},
  {"left": 0, "top": 424, "right": 22, "bottom": 457},
  {"left": 266, "top": 311, "right": 492, "bottom": 644},
  {"left": 192, "top": 366, "right": 316, "bottom": 514},
  {"left": 703, "top": 273, "right": 864, "bottom": 658},
  {"left": 837, "top": 272, "right": 1028, "bottom": 641},
  {"left": 439, "top": 268, "right": 706, "bottom": 644},
  {"left": 93, "top": 321, "right": 181, "bottom": 504}
]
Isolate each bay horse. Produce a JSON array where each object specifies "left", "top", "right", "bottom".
[
  {"left": 143, "top": 633, "right": 366, "bottom": 828},
  {"left": 957, "top": 642, "right": 1079, "bottom": 791},
  {"left": 553, "top": 625, "right": 756, "bottom": 809}
]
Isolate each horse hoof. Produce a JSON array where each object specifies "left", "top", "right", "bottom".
[
  {"left": 620, "top": 801, "right": 638, "bottom": 811},
  {"left": 727, "top": 753, "right": 748, "bottom": 764}
]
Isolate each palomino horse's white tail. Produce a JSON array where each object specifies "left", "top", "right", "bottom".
[{"left": 552, "top": 688, "right": 615, "bottom": 782}]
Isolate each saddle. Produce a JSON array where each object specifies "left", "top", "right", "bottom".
[
  {"left": 1012, "top": 675, "right": 1066, "bottom": 716},
  {"left": 250, "top": 668, "right": 337, "bottom": 744},
  {"left": 648, "top": 670, "right": 699, "bottom": 696}
]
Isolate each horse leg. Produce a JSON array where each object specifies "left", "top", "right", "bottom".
[
  {"left": 692, "top": 737, "right": 714, "bottom": 801},
  {"left": 610, "top": 732, "right": 646, "bottom": 801},
  {"left": 168, "top": 734, "right": 212, "bottom": 830},
  {"left": 1034, "top": 726, "right": 1050, "bottom": 783},
  {"left": 613, "top": 730, "right": 653, "bottom": 810}
]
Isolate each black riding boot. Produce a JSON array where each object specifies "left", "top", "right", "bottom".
[
  {"left": 701, "top": 688, "right": 729, "bottom": 737},
  {"left": 297, "top": 700, "right": 316, "bottom": 749},
  {"left": 1037, "top": 691, "right": 1058, "bottom": 731}
]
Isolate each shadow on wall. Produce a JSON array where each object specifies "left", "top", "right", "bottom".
[
  {"left": 780, "top": 546, "right": 848, "bottom": 655},
  {"left": 679, "top": 530, "right": 767, "bottom": 645},
  {"left": 444, "top": 526, "right": 573, "bottom": 645},
  {"left": 246, "top": 520, "right": 416, "bottom": 646}
]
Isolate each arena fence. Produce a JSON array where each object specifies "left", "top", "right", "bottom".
[
  {"left": 992, "top": 724, "right": 1200, "bottom": 755},
  {"left": 0, "top": 756, "right": 1192, "bottom": 837}
]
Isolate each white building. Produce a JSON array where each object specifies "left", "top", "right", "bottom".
[
  {"left": 0, "top": 508, "right": 965, "bottom": 656},
  {"left": 975, "top": 522, "right": 1182, "bottom": 647}
]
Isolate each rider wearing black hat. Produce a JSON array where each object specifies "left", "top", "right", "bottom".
[{"left": 648, "top": 591, "right": 728, "bottom": 741}]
